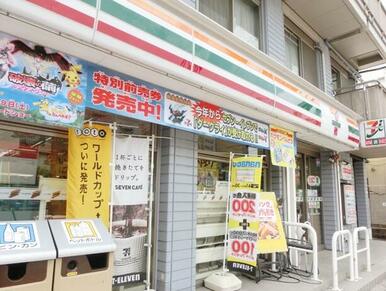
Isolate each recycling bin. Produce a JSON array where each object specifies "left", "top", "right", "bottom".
[
  {"left": 49, "top": 219, "right": 116, "bottom": 291},
  {"left": 0, "top": 220, "right": 56, "bottom": 290}
]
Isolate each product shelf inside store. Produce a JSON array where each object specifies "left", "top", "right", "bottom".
[{"left": 196, "top": 192, "right": 226, "bottom": 281}]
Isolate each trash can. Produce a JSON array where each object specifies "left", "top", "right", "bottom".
[
  {"left": 49, "top": 219, "right": 116, "bottom": 291},
  {"left": 0, "top": 220, "right": 56, "bottom": 290}
]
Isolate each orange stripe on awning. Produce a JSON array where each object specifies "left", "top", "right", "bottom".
[
  {"left": 193, "top": 31, "right": 250, "bottom": 64},
  {"left": 347, "top": 118, "right": 358, "bottom": 126},
  {"left": 274, "top": 77, "right": 299, "bottom": 93},
  {"left": 127, "top": 0, "right": 193, "bottom": 35},
  {"left": 128, "top": 0, "right": 318, "bottom": 104}
]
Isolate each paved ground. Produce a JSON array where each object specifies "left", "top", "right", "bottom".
[
  {"left": 197, "top": 239, "right": 386, "bottom": 291},
  {"left": 370, "top": 280, "right": 386, "bottom": 291}
]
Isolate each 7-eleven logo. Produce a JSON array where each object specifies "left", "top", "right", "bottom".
[{"left": 332, "top": 120, "right": 341, "bottom": 136}]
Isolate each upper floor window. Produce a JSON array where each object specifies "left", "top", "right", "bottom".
[
  {"left": 331, "top": 67, "right": 340, "bottom": 93},
  {"left": 330, "top": 61, "right": 355, "bottom": 95},
  {"left": 199, "top": 0, "right": 232, "bottom": 30},
  {"left": 198, "top": 0, "right": 260, "bottom": 48},
  {"left": 285, "top": 29, "right": 300, "bottom": 75},
  {"left": 284, "top": 17, "right": 320, "bottom": 89}
]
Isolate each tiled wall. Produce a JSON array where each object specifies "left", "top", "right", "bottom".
[{"left": 157, "top": 128, "right": 197, "bottom": 291}]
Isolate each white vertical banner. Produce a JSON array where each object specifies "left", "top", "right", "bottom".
[
  {"left": 112, "top": 137, "right": 150, "bottom": 286},
  {"left": 113, "top": 137, "right": 149, "bottom": 205}
]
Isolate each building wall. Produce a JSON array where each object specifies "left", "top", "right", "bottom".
[
  {"left": 157, "top": 128, "right": 197, "bottom": 291},
  {"left": 320, "top": 151, "right": 340, "bottom": 250},
  {"left": 261, "top": 0, "right": 286, "bottom": 65},
  {"left": 354, "top": 159, "right": 371, "bottom": 229},
  {"left": 367, "top": 158, "right": 386, "bottom": 225},
  {"left": 339, "top": 153, "right": 357, "bottom": 233}
]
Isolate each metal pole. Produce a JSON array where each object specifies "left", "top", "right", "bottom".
[
  {"left": 222, "top": 152, "right": 234, "bottom": 273},
  {"left": 109, "top": 122, "right": 117, "bottom": 234},
  {"left": 145, "top": 135, "right": 155, "bottom": 290},
  {"left": 353, "top": 228, "right": 359, "bottom": 280},
  {"left": 366, "top": 229, "right": 371, "bottom": 273},
  {"left": 332, "top": 232, "right": 339, "bottom": 291},
  {"left": 353, "top": 227, "right": 371, "bottom": 280},
  {"left": 348, "top": 232, "right": 355, "bottom": 282},
  {"left": 335, "top": 161, "right": 345, "bottom": 252}
]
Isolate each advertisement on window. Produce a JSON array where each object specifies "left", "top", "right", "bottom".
[
  {"left": 340, "top": 163, "right": 353, "bottom": 181},
  {"left": 270, "top": 126, "right": 296, "bottom": 168},
  {"left": 343, "top": 184, "right": 357, "bottom": 225},
  {"left": 0, "top": 32, "right": 86, "bottom": 127},
  {"left": 112, "top": 137, "right": 149, "bottom": 286},
  {"left": 66, "top": 124, "right": 111, "bottom": 227}
]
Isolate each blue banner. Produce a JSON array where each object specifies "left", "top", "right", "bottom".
[{"left": 87, "top": 65, "right": 269, "bottom": 149}]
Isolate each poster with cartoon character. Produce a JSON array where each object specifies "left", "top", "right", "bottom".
[
  {"left": 164, "top": 91, "right": 269, "bottom": 148},
  {"left": 0, "top": 32, "right": 86, "bottom": 127}
]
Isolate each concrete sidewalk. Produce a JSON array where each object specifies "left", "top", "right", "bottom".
[{"left": 197, "top": 239, "right": 386, "bottom": 291}]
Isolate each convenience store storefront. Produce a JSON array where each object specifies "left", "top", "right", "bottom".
[
  {"left": 0, "top": 31, "right": 281, "bottom": 290},
  {"left": 0, "top": 1, "right": 367, "bottom": 289}
]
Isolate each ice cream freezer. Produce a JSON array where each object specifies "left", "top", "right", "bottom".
[{"left": 0, "top": 220, "right": 56, "bottom": 291}]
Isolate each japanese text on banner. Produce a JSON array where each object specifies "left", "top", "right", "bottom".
[
  {"left": 227, "top": 156, "right": 263, "bottom": 275},
  {"left": 231, "top": 156, "right": 263, "bottom": 191},
  {"left": 112, "top": 137, "right": 149, "bottom": 286},
  {"left": 255, "top": 192, "right": 288, "bottom": 254},
  {"left": 227, "top": 189, "right": 259, "bottom": 275},
  {"left": 66, "top": 124, "right": 111, "bottom": 227},
  {"left": 0, "top": 32, "right": 86, "bottom": 128},
  {"left": 113, "top": 137, "right": 149, "bottom": 205},
  {"left": 270, "top": 126, "right": 296, "bottom": 168}
]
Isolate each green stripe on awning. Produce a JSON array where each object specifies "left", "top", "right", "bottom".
[
  {"left": 195, "top": 44, "right": 275, "bottom": 94},
  {"left": 100, "top": 1, "right": 322, "bottom": 119},
  {"left": 276, "top": 88, "right": 322, "bottom": 117},
  {"left": 101, "top": 0, "right": 193, "bottom": 53},
  {"left": 332, "top": 120, "right": 341, "bottom": 128},
  {"left": 349, "top": 125, "right": 360, "bottom": 136},
  {"left": 80, "top": 0, "right": 97, "bottom": 7}
]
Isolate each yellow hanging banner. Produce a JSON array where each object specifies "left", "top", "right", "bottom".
[
  {"left": 67, "top": 124, "right": 112, "bottom": 227},
  {"left": 256, "top": 192, "right": 288, "bottom": 254},
  {"left": 230, "top": 156, "right": 263, "bottom": 191},
  {"left": 227, "top": 156, "right": 263, "bottom": 276}
]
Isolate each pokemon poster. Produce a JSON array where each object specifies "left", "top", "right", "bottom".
[{"left": 0, "top": 32, "right": 86, "bottom": 127}]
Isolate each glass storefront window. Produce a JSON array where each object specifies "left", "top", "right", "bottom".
[
  {"left": 197, "top": 159, "right": 228, "bottom": 193},
  {"left": 0, "top": 127, "right": 68, "bottom": 220},
  {"left": 296, "top": 152, "right": 323, "bottom": 247}
]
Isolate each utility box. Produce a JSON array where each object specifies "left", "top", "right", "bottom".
[
  {"left": 0, "top": 220, "right": 56, "bottom": 291},
  {"left": 49, "top": 219, "right": 116, "bottom": 291}
]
